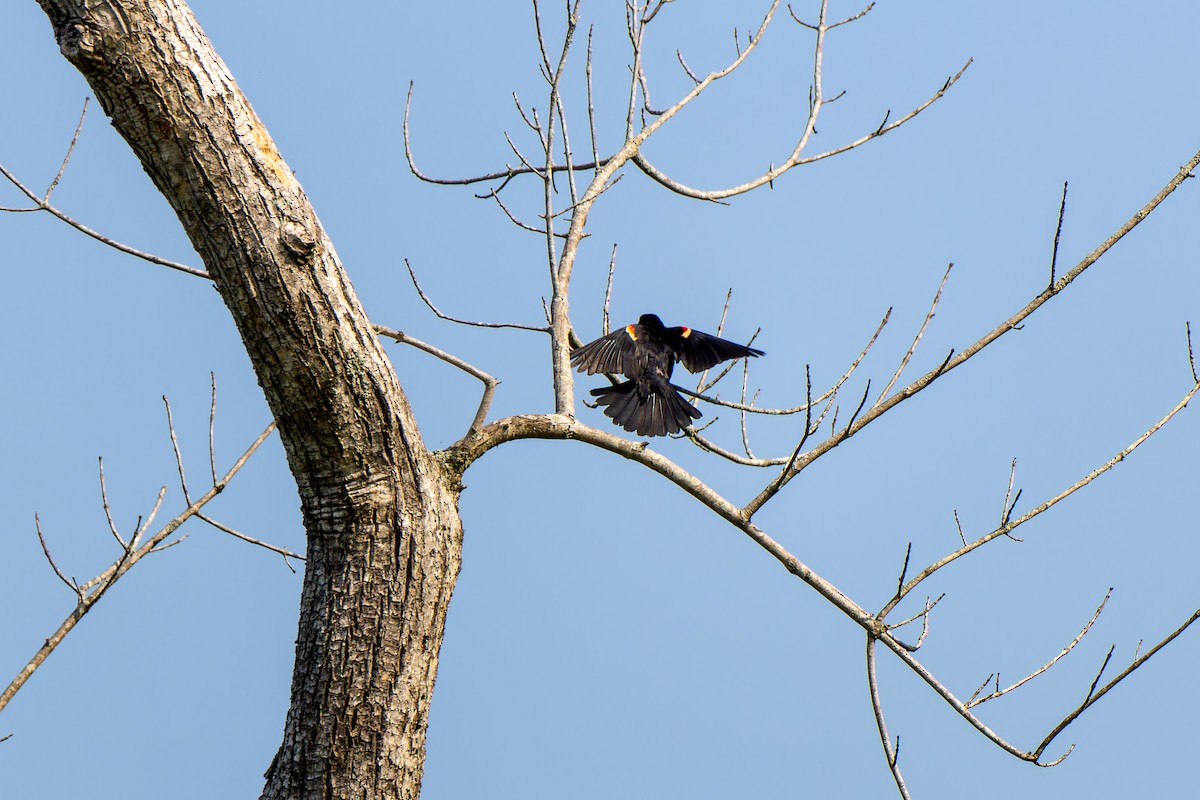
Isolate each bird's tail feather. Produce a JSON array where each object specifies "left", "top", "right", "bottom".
[{"left": 590, "top": 381, "right": 700, "bottom": 437}]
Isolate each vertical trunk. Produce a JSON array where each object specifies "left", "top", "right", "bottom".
[{"left": 34, "top": 1, "right": 462, "bottom": 796}]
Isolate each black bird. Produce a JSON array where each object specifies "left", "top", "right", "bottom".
[{"left": 571, "top": 313, "right": 765, "bottom": 437}]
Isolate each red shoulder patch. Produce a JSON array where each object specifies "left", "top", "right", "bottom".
[
  {"left": 625, "top": 324, "right": 638, "bottom": 341},
  {"left": 680, "top": 327, "right": 692, "bottom": 337}
]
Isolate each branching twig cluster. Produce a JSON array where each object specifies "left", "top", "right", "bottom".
[
  {"left": 408, "top": 2, "right": 1200, "bottom": 794},
  {"left": 0, "top": 380, "right": 288, "bottom": 725}
]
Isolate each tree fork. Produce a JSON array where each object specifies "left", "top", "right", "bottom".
[{"left": 35, "top": 2, "right": 464, "bottom": 797}]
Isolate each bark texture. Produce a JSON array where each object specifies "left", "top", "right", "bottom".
[{"left": 35, "top": 2, "right": 463, "bottom": 797}]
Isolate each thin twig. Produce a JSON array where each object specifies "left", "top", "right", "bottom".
[
  {"left": 45, "top": 97, "right": 90, "bottom": 201},
  {"left": 196, "top": 512, "right": 303, "bottom": 572},
  {"left": 866, "top": 637, "right": 912, "bottom": 799},
  {"left": 968, "top": 589, "right": 1112, "bottom": 708},
  {"left": 874, "top": 264, "right": 952, "bottom": 408},
  {"left": 887, "top": 594, "right": 945, "bottom": 637},
  {"left": 376, "top": 325, "right": 499, "bottom": 438},
  {"left": 1186, "top": 321, "right": 1197, "bottom": 384},
  {"left": 952, "top": 509, "right": 967, "bottom": 546},
  {"left": 1049, "top": 181, "right": 1068, "bottom": 285},
  {"left": 401, "top": 82, "right": 609, "bottom": 188},
  {"left": 209, "top": 372, "right": 218, "bottom": 486},
  {"left": 34, "top": 515, "right": 81, "bottom": 598},
  {"left": 603, "top": 244, "right": 617, "bottom": 335},
  {"left": 0, "top": 163, "right": 208, "bottom": 278},
  {"left": 163, "top": 395, "right": 191, "bottom": 505},
  {"left": 98, "top": 457, "right": 127, "bottom": 549},
  {"left": 404, "top": 259, "right": 548, "bottom": 332}
]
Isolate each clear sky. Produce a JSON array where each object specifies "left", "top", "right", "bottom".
[{"left": 2, "top": 2, "right": 1198, "bottom": 798}]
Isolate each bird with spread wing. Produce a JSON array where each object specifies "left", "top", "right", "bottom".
[{"left": 571, "top": 313, "right": 764, "bottom": 437}]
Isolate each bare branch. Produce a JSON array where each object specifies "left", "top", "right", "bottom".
[
  {"left": 1033, "top": 606, "right": 1200, "bottom": 761},
  {"left": 196, "top": 512, "right": 303, "bottom": 572},
  {"left": 404, "top": 259, "right": 548, "bottom": 332},
  {"left": 789, "top": 0, "right": 875, "bottom": 30},
  {"left": 97, "top": 457, "right": 127, "bottom": 550},
  {"left": 676, "top": 49, "right": 701, "bottom": 84},
  {"left": 34, "top": 515, "right": 81, "bottom": 599},
  {"left": 583, "top": 28, "right": 600, "bottom": 170},
  {"left": 376, "top": 324, "right": 499, "bottom": 438},
  {"left": 602, "top": 244, "right": 617, "bottom": 335},
  {"left": 866, "top": 638, "right": 913, "bottom": 800},
  {"left": 632, "top": 21, "right": 972, "bottom": 202},
  {"left": 952, "top": 509, "right": 966, "bottom": 546},
  {"left": 209, "top": 372, "right": 218, "bottom": 486},
  {"left": 2, "top": 422, "right": 277, "bottom": 717},
  {"left": 163, "top": 395, "right": 191, "bottom": 505},
  {"left": 483, "top": 188, "right": 563, "bottom": 237},
  {"left": 894, "top": 379, "right": 1200, "bottom": 606},
  {"left": 874, "top": 264, "right": 952, "bottom": 408},
  {"left": 45, "top": 96, "right": 89, "bottom": 201},
  {"left": 1049, "top": 181, "right": 1068, "bottom": 285},
  {"left": 739, "top": 360, "right": 757, "bottom": 458},
  {"left": 531, "top": 0, "right": 556, "bottom": 86},
  {"left": 128, "top": 486, "right": 167, "bottom": 553},
  {"left": 999, "top": 458, "right": 1024, "bottom": 534},
  {"left": 512, "top": 92, "right": 543, "bottom": 137},
  {"left": 740, "top": 151, "right": 1200, "bottom": 515},
  {"left": 887, "top": 594, "right": 944, "bottom": 640},
  {"left": 0, "top": 162, "right": 209, "bottom": 278},
  {"left": 402, "top": 82, "right": 609, "bottom": 188},
  {"left": 1187, "top": 321, "right": 1197, "bottom": 384},
  {"left": 969, "top": 589, "right": 1111, "bottom": 708}
]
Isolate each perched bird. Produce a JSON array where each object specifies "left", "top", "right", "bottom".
[{"left": 571, "top": 313, "right": 765, "bottom": 437}]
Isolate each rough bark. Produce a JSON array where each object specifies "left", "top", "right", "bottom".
[{"left": 34, "top": 1, "right": 463, "bottom": 797}]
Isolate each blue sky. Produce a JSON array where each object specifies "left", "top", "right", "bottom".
[{"left": 2, "top": 2, "right": 1198, "bottom": 798}]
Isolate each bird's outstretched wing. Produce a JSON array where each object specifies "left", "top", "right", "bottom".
[
  {"left": 570, "top": 325, "right": 640, "bottom": 375},
  {"left": 670, "top": 328, "right": 765, "bottom": 373}
]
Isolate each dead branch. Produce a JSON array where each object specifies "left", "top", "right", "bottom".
[
  {"left": 866, "top": 638, "right": 912, "bottom": 800},
  {"left": 632, "top": 1, "right": 971, "bottom": 201},
  {"left": 888, "top": 377, "right": 1200, "bottom": 611},
  {"left": 402, "top": 82, "right": 610, "bottom": 188},
  {"left": 874, "top": 264, "right": 952, "bottom": 408},
  {"left": 163, "top": 395, "right": 191, "bottom": 505},
  {"left": 403, "top": 259, "right": 548, "bottom": 332},
  {"left": 1031, "top": 607, "right": 1200, "bottom": 761},
  {"left": 741, "top": 151, "right": 1200, "bottom": 519},
  {"left": 375, "top": 324, "right": 499, "bottom": 438},
  {"left": 0, "top": 420, "right": 277, "bottom": 717},
  {"left": 1049, "top": 181, "right": 1068, "bottom": 285},
  {"left": 196, "top": 512, "right": 301, "bottom": 572},
  {"left": 968, "top": 589, "right": 1111, "bottom": 708},
  {"left": 45, "top": 96, "right": 89, "bottom": 201},
  {"left": 0, "top": 160, "right": 208, "bottom": 278}
]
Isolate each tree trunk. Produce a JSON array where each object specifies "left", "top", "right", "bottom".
[{"left": 34, "top": 1, "right": 463, "bottom": 797}]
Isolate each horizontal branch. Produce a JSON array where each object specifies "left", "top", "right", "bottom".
[{"left": 403, "top": 82, "right": 611, "bottom": 187}]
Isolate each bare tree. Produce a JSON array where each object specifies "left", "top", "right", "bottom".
[{"left": 3, "top": 2, "right": 1198, "bottom": 798}]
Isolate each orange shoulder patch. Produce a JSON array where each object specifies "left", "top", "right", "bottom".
[{"left": 625, "top": 324, "right": 638, "bottom": 340}]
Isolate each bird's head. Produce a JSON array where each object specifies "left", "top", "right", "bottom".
[{"left": 637, "top": 313, "right": 664, "bottom": 329}]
